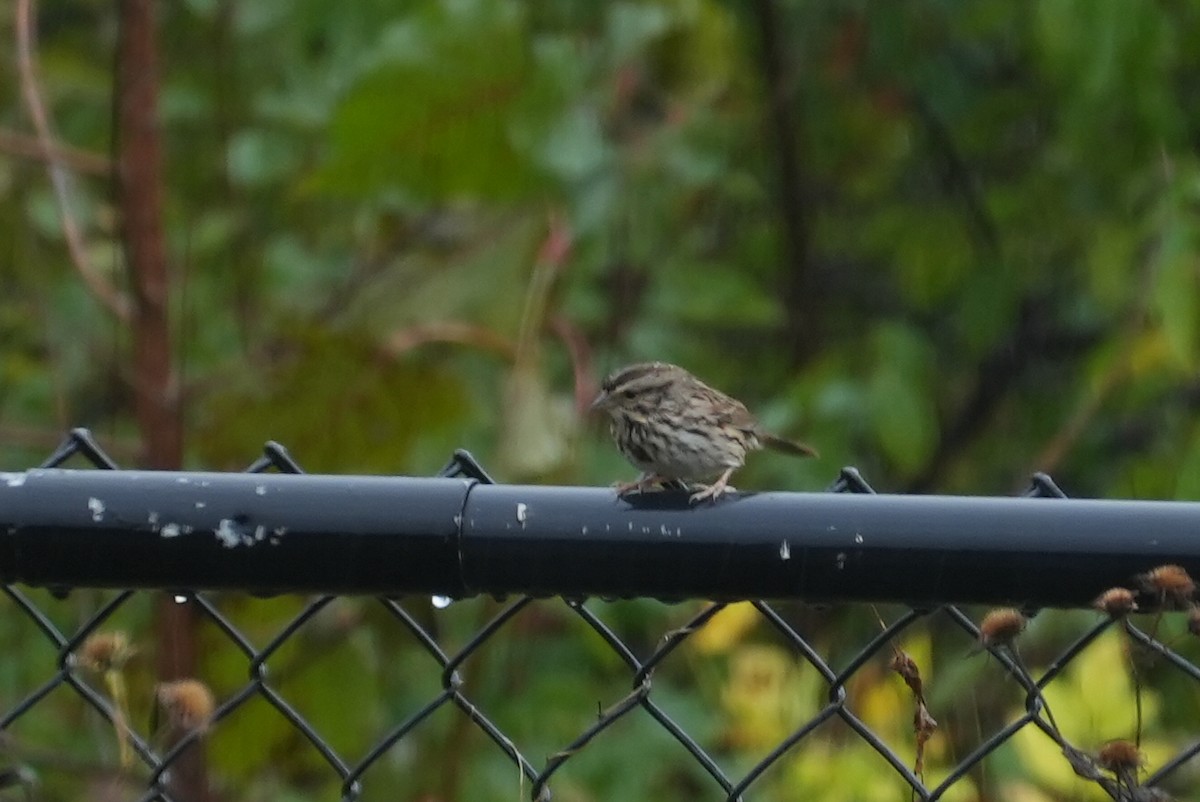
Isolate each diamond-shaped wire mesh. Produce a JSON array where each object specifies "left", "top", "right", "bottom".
[{"left": 1, "top": 430, "right": 1197, "bottom": 801}]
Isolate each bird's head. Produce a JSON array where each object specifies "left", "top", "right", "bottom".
[{"left": 590, "top": 362, "right": 683, "bottom": 418}]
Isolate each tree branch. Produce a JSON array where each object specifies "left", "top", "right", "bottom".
[
  {"left": 0, "top": 126, "right": 113, "bottom": 175},
  {"left": 752, "top": 0, "right": 817, "bottom": 365},
  {"left": 114, "top": 1, "right": 203, "bottom": 799},
  {"left": 14, "top": 0, "right": 131, "bottom": 323},
  {"left": 910, "top": 94, "right": 1000, "bottom": 256},
  {"left": 906, "top": 300, "right": 1103, "bottom": 492}
]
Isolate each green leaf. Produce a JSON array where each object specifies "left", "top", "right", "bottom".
[
  {"left": 605, "top": 2, "right": 674, "bottom": 62},
  {"left": 1154, "top": 223, "right": 1199, "bottom": 368},
  {"left": 650, "top": 262, "right": 782, "bottom": 327},
  {"left": 227, "top": 128, "right": 303, "bottom": 187},
  {"left": 867, "top": 325, "right": 938, "bottom": 474},
  {"left": 865, "top": 207, "right": 974, "bottom": 309},
  {"left": 1176, "top": 427, "right": 1200, "bottom": 501},
  {"left": 309, "top": 0, "right": 544, "bottom": 201}
]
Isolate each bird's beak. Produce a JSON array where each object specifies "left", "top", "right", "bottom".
[{"left": 589, "top": 390, "right": 608, "bottom": 412}]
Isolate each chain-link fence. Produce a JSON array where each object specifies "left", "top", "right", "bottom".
[{"left": 2, "top": 429, "right": 1199, "bottom": 801}]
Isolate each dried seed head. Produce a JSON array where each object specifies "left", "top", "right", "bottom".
[
  {"left": 78, "top": 632, "right": 133, "bottom": 673},
  {"left": 888, "top": 650, "right": 919, "bottom": 681},
  {"left": 979, "top": 608, "right": 1026, "bottom": 647},
  {"left": 156, "top": 679, "right": 215, "bottom": 734},
  {"left": 914, "top": 702, "right": 937, "bottom": 737},
  {"left": 889, "top": 650, "right": 924, "bottom": 699},
  {"left": 1138, "top": 564, "right": 1195, "bottom": 606},
  {"left": 1096, "top": 739, "right": 1142, "bottom": 774},
  {"left": 1189, "top": 606, "right": 1200, "bottom": 637},
  {"left": 1094, "top": 587, "right": 1138, "bottom": 618}
]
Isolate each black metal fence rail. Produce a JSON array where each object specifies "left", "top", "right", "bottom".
[
  {"left": 1, "top": 429, "right": 1199, "bottom": 802},
  {"left": 5, "top": 452, "right": 1200, "bottom": 607}
]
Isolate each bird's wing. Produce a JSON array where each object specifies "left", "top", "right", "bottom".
[{"left": 716, "top": 395, "right": 759, "bottom": 430}]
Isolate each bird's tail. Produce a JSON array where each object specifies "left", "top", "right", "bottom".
[{"left": 759, "top": 432, "right": 819, "bottom": 458}]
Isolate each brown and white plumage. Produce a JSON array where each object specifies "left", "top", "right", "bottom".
[{"left": 590, "top": 362, "right": 817, "bottom": 502}]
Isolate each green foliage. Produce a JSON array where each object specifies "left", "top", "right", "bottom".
[{"left": 312, "top": 0, "right": 544, "bottom": 202}]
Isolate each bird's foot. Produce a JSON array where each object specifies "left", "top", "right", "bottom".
[
  {"left": 613, "top": 474, "right": 667, "bottom": 496},
  {"left": 688, "top": 484, "right": 736, "bottom": 503},
  {"left": 688, "top": 469, "right": 736, "bottom": 504}
]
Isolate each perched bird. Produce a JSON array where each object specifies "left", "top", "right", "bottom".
[{"left": 591, "top": 362, "right": 817, "bottom": 503}]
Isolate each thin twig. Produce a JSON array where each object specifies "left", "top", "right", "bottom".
[
  {"left": 1032, "top": 152, "right": 1171, "bottom": 476},
  {"left": 0, "top": 127, "right": 112, "bottom": 175},
  {"left": 384, "top": 321, "right": 516, "bottom": 359},
  {"left": 550, "top": 315, "right": 594, "bottom": 416},
  {"left": 14, "top": 0, "right": 131, "bottom": 323}
]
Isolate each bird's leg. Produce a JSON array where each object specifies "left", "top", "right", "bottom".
[
  {"left": 614, "top": 472, "right": 666, "bottom": 496},
  {"left": 689, "top": 468, "right": 736, "bottom": 504}
]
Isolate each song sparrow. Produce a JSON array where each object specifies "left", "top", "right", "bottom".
[{"left": 591, "top": 362, "right": 817, "bottom": 503}]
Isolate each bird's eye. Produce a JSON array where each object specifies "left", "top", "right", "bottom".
[{"left": 622, "top": 390, "right": 636, "bottom": 400}]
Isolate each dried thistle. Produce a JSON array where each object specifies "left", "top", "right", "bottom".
[
  {"left": 979, "top": 608, "right": 1026, "bottom": 648},
  {"left": 1094, "top": 587, "right": 1138, "bottom": 618},
  {"left": 1188, "top": 606, "right": 1200, "bottom": 637},
  {"left": 1097, "top": 738, "right": 1144, "bottom": 792},
  {"left": 1137, "top": 564, "right": 1195, "bottom": 608},
  {"left": 1096, "top": 739, "right": 1142, "bottom": 773},
  {"left": 77, "top": 631, "right": 135, "bottom": 768},
  {"left": 77, "top": 632, "right": 134, "bottom": 673},
  {"left": 156, "top": 679, "right": 216, "bottom": 734}
]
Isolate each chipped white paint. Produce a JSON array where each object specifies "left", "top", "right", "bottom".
[
  {"left": 780, "top": 541, "right": 791, "bottom": 560},
  {"left": 195, "top": 501, "right": 206, "bottom": 509},
  {"left": 254, "top": 525, "right": 266, "bottom": 541},
  {"left": 255, "top": 485, "right": 267, "bottom": 496},
  {"left": 452, "top": 514, "right": 463, "bottom": 527},
  {"left": 516, "top": 503, "right": 528, "bottom": 527},
  {"left": 836, "top": 552, "right": 847, "bottom": 570},
  {"left": 2, "top": 473, "right": 26, "bottom": 487},
  {"left": 854, "top": 532, "right": 863, "bottom": 544},
  {"left": 176, "top": 477, "right": 189, "bottom": 484},
  {"left": 148, "top": 511, "right": 159, "bottom": 525},
  {"left": 215, "top": 519, "right": 241, "bottom": 548},
  {"left": 87, "top": 497, "right": 105, "bottom": 522},
  {"left": 431, "top": 595, "right": 453, "bottom": 609},
  {"left": 161, "top": 523, "right": 181, "bottom": 538},
  {"left": 581, "top": 525, "right": 588, "bottom": 535}
]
